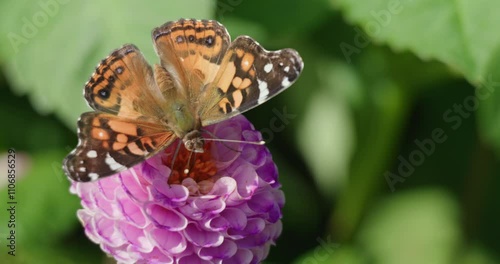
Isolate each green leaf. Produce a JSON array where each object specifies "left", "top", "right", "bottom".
[
  {"left": 332, "top": 0, "right": 500, "bottom": 154},
  {"left": 330, "top": 48, "right": 411, "bottom": 240},
  {"left": 459, "top": 244, "right": 499, "bottom": 264},
  {"left": 0, "top": 81, "right": 75, "bottom": 152},
  {"left": 0, "top": 150, "right": 80, "bottom": 247},
  {"left": 333, "top": 0, "right": 500, "bottom": 82},
  {"left": 293, "top": 245, "right": 366, "bottom": 264},
  {"left": 297, "top": 60, "right": 357, "bottom": 199},
  {"left": 272, "top": 148, "right": 322, "bottom": 234},
  {"left": 357, "top": 188, "right": 462, "bottom": 264},
  {"left": 218, "top": 0, "right": 331, "bottom": 36},
  {"left": 0, "top": 0, "right": 214, "bottom": 128}
]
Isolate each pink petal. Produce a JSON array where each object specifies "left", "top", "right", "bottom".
[
  {"left": 138, "top": 247, "right": 174, "bottom": 264},
  {"left": 117, "top": 221, "right": 153, "bottom": 252},
  {"left": 227, "top": 218, "right": 265, "bottom": 239},
  {"left": 94, "top": 216, "right": 125, "bottom": 247},
  {"left": 146, "top": 204, "right": 187, "bottom": 231},
  {"left": 248, "top": 191, "right": 276, "bottom": 213},
  {"left": 240, "top": 144, "right": 266, "bottom": 168},
  {"left": 184, "top": 223, "right": 224, "bottom": 247},
  {"left": 232, "top": 165, "right": 259, "bottom": 199},
  {"left": 149, "top": 229, "right": 186, "bottom": 254},
  {"left": 77, "top": 210, "right": 101, "bottom": 244},
  {"left": 192, "top": 197, "right": 226, "bottom": 215},
  {"left": 255, "top": 157, "right": 278, "bottom": 186},
  {"left": 221, "top": 208, "right": 247, "bottom": 230},
  {"left": 93, "top": 191, "right": 120, "bottom": 218},
  {"left": 153, "top": 181, "right": 189, "bottom": 206},
  {"left": 117, "top": 195, "right": 147, "bottom": 228},
  {"left": 178, "top": 254, "right": 213, "bottom": 264},
  {"left": 210, "top": 177, "right": 237, "bottom": 197},
  {"left": 199, "top": 239, "right": 237, "bottom": 260},
  {"left": 204, "top": 216, "right": 229, "bottom": 231},
  {"left": 119, "top": 168, "right": 150, "bottom": 202},
  {"left": 223, "top": 248, "right": 253, "bottom": 264}
]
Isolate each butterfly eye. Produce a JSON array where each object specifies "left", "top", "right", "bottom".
[{"left": 98, "top": 89, "right": 110, "bottom": 99}]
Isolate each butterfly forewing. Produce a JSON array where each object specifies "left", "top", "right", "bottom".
[
  {"left": 152, "top": 19, "right": 231, "bottom": 99},
  {"left": 64, "top": 113, "right": 175, "bottom": 182},
  {"left": 84, "top": 44, "right": 165, "bottom": 121},
  {"left": 199, "top": 36, "right": 304, "bottom": 126}
]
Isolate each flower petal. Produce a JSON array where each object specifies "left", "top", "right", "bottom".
[
  {"left": 152, "top": 181, "right": 189, "bottom": 206},
  {"left": 225, "top": 248, "right": 253, "bottom": 264},
  {"left": 178, "top": 254, "right": 213, "bottom": 264},
  {"left": 199, "top": 239, "right": 237, "bottom": 260},
  {"left": 71, "top": 115, "right": 285, "bottom": 263},
  {"left": 119, "top": 168, "right": 151, "bottom": 202},
  {"left": 149, "top": 229, "right": 186, "bottom": 254},
  {"left": 117, "top": 221, "right": 154, "bottom": 252},
  {"left": 94, "top": 216, "right": 126, "bottom": 247},
  {"left": 184, "top": 223, "right": 224, "bottom": 247},
  {"left": 117, "top": 195, "right": 147, "bottom": 228},
  {"left": 145, "top": 203, "right": 188, "bottom": 231}
]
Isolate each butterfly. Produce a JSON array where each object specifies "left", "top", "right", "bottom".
[{"left": 63, "top": 19, "right": 303, "bottom": 182}]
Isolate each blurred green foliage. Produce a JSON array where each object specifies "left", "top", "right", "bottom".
[{"left": 1, "top": 0, "right": 500, "bottom": 263}]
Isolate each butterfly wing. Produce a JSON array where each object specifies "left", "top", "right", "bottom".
[
  {"left": 66, "top": 45, "right": 177, "bottom": 181},
  {"left": 151, "top": 19, "right": 230, "bottom": 100},
  {"left": 151, "top": 19, "right": 303, "bottom": 126},
  {"left": 64, "top": 112, "right": 176, "bottom": 182},
  {"left": 84, "top": 44, "right": 166, "bottom": 120},
  {"left": 199, "top": 36, "right": 304, "bottom": 126}
]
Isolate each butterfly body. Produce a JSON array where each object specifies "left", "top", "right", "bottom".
[{"left": 64, "top": 19, "right": 303, "bottom": 182}]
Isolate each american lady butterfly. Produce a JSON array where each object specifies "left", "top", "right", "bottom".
[{"left": 63, "top": 19, "right": 303, "bottom": 182}]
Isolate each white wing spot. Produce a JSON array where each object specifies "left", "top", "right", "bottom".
[
  {"left": 88, "top": 173, "right": 99, "bottom": 181},
  {"left": 87, "top": 150, "right": 97, "bottom": 158},
  {"left": 105, "top": 153, "right": 123, "bottom": 171},
  {"left": 257, "top": 80, "right": 269, "bottom": 104},
  {"left": 282, "top": 77, "right": 291, "bottom": 87},
  {"left": 264, "top": 63, "right": 273, "bottom": 73},
  {"left": 284, "top": 66, "right": 290, "bottom": 72},
  {"left": 79, "top": 167, "right": 86, "bottom": 172}
]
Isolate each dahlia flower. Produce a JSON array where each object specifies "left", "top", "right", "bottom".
[{"left": 70, "top": 115, "right": 285, "bottom": 264}]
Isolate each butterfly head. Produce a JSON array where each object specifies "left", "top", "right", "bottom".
[{"left": 183, "top": 130, "right": 205, "bottom": 153}]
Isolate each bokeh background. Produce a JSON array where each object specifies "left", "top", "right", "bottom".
[{"left": 1, "top": 0, "right": 500, "bottom": 263}]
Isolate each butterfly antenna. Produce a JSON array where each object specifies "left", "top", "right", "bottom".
[
  {"left": 201, "top": 129, "right": 265, "bottom": 153},
  {"left": 168, "top": 140, "right": 183, "bottom": 178},
  {"left": 184, "top": 150, "right": 195, "bottom": 175}
]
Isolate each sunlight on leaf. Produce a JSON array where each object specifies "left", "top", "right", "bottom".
[
  {"left": 0, "top": 0, "right": 214, "bottom": 129},
  {"left": 357, "top": 188, "right": 462, "bottom": 264},
  {"left": 332, "top": 0, "right": 500, "bottom": 156},
  {"left": 298, "top": 90, "right": 355, "bottom": 198}
]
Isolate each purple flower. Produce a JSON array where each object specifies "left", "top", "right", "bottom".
[{"left": 70, "top": 116, "right": 284, "bottom": 264}]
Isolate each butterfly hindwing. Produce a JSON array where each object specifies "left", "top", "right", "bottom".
[
  {"left": 200, "top": 36, "right": 304, "bottom": 126},
  {"left": 64, "top": 112, "right": 176, "bottom": 182},
  {"left": 84, "top": 44, "right": 165, "bottom": 120}
]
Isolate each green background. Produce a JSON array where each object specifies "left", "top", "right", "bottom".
[{"left": 1, "top": 0, "right": 500, "bottom": 263}]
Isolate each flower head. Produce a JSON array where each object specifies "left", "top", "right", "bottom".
[{"left": 70, "top": 115, "right": 284, "bottom": 263}]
